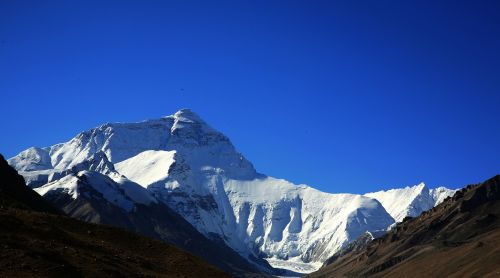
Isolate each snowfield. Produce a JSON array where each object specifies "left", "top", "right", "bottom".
[
  {"left": 115, "top": 150, "right": 176, "bottom": 188},
  {"left": 365, "top": 183, "right": 456, "bottom": 222}
]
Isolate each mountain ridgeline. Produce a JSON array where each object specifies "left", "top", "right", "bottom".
[{"left": 8, "top": 109, "right": 457, "bottom": 274}]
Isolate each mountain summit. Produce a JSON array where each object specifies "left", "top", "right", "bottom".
[
  {"left": 8, "top": 109, "right": 453, "bottom": 274},
  {"left": 169, "top": 108, "right": 207, "bottom": 124}
]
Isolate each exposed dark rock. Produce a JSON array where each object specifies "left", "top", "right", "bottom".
[{"left": 0, "top": 154, "right": 59, "bottom": 214}]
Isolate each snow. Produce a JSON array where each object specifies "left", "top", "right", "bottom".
[
  {"left": 35, "top": 170, "right": 156, "bottom": 212},
  {"left": 109, "top": 174, "right": 158, "bottom": 206},
  {"left": 8, "top": 109, "right": 455, "bottom": 274},
  {"left": 266, "top": 257, "right": 322, "bottom": 275},
  {"left": 18, "top": 169, "right": 53, "bottom": 188},
  {"left": 222, "top": 177, "right": 393, "bottom": 273},
  {"left": 365, "top": 183, "right": 456, "bottom": 222},
  {"left": 35, "top": 173, "right": 80, "bottom": 199},
  {"left": 77, "top": 171, "right": 136, "bottom": 212},
  {"left": 115, "top": 150, "right": 176, "bottom": 188},
  {"left": 7, "top": 147, "right": 52, "bottom": 171},
  {"left": 39, "top": 118, "right": 173, "bottom": 171},
  {"left": 430, "top": 186, "right": 457, "bottom": 205}
]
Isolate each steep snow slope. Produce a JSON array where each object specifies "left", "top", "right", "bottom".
[
  {"left": 32, "top": 150, "right": 158, "bottom": 210},
  {"left": 35, "top": 170, "right": 155, "bottom": 212},
  {"left": 222, "top": 178, "right": 393, "bottom": 272},
  {"left": 10, "top": 109, "right": 450, "bottom": 274},
  {"left": 430, "top": 186, "right": 456, "bottom": 205},
  {"left": 365, "top": 183, "right": 456, "bottom": 222},
  {"left": 115, "top": 150, "right": 176, "bottom": 188}
]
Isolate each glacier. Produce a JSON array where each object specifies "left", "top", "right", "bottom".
[{"left": 8, "top": 109, "right": 455, "bottom": 274}]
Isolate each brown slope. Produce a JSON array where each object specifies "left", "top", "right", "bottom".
[
  {"left": 0, "top": 154, "right": 229, "bottom": 278},
  {"left": 0, "top": 208, "right": 229, "bottom": 278},
  {"left": 310, "top": 175, "right": 500, "bottom": 278}
]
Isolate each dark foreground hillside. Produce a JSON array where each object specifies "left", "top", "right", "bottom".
[
  {"left": 0, "top": 154, "right": 228, "bottom": 277},
  {"left": 310, "top": 175, "right": 500, "bottom": 278},
  {"left": 0, "top": 208, "right": 228, "bottom": 277}
]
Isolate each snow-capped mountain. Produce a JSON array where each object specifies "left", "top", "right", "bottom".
[
  {"left": 365, "top": 183, "right": 456, "bottom": 222},
  {"left": 8, "top": 109, "right": 452, "bottom": 274},
  {"left": 30, "top": 151, "right": 269, "bottom": 275}
]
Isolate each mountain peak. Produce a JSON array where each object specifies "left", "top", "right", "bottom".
[
  {"left": 169, "top": 108, "right": 205, "bottom": 123},
  {"left": 167, "top": 109, "right": 220, "bottom": 139},
  {"left": 416, "top": 182, "right": 426, "bottom": 189},
  {"left": 176, "top": 108, "right": 196, "bottom": 115}
]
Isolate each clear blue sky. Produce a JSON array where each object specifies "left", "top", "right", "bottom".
[{"left": 1, "top": 1, "right": 499, "bottom": 193}]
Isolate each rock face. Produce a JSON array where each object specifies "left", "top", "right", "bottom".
[
  {"left": 8, "top": 109, "right": 451, "bottom": 274},
  {"left": 310, "top": 175, "right": 500, "bottom": 278},
  {"left": 0, "top": 154, "right": 59, "bottom": 214}
]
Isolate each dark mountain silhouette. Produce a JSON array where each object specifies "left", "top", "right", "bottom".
[
  {"left": 0, "top": 154, "right": 228, "bottom": 277},
  {"left": 0, "top": 154, "right": 59, "bottom": 214},
  {"left": 310, "top": 175, "right": 500, "bottom": 277}
]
